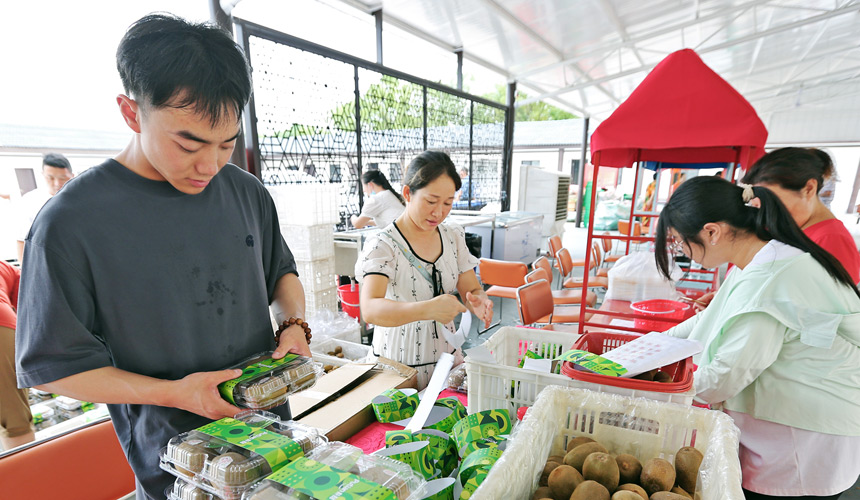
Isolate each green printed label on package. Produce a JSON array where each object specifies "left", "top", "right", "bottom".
[
  {"left": 434, "top": 397, "right": 467, "bottom": 422},
  {"left": 384, "top": 430, "right": 414, "bottom": 447},
  {"left": 375, "top": 441, "right": 435, "bottom": 481},
  {"left": 218, "top": 354, "right": 299, "bottom": 403},
  {"left": 372, "top": 389, "right": 420, "bottom": 423},
  {"left": 266, "top": 457, "right": 396, "bottom": 500},
  {"left": 32, "top": 411, "right": 47, "bottom": 425},
  {"left": 556, "top": 349, "right": 627, "bottom": 377},
  {"left": 460, "top": 436, "right": 506, "bottom": 460},
  {"left": 81, "top": 401, "right": 95, "bottom": 412},
  {"left": 451, "top": 409, "right": 511, "bottom": 454},
  {"left": 422, "top": 478, "right": 456, "bottom": 500},
  {"left": 196, "top": 417, "right": 303, "bottom": 470},
  {"left": 458, "top": 448, "right": 503, "bottom": 485},
  {"left": 459, "top": 468, "right": 489, "bottom": 500}
]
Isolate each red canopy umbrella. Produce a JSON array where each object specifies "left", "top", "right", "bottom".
[
  {"left": 591, "top": 48, "right": 768, "bottom": 169},
  {"left": 580, "top": 49, "right": 768, "bottom": 335}
]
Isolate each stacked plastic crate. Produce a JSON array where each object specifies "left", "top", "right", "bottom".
[{"left": 268, "top": 183, "right": 339, "bottom": 315}]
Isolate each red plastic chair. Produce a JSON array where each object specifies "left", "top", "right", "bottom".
[
  {"left": 515, "top": 279, "right": 592, "bottom": 332},
  {"left": 526, "top": 267, "right": 597, "bottom": 306},
  {"left": 0, "top": 419, "right": 135, "bottom": 500}
]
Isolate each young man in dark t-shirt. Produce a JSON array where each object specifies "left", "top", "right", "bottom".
[{"left": 15, "top": 14, "right": 311, "bottom": 499}]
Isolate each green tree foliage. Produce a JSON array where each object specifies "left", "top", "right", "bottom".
[{"left": 479, "top": 84, "right": 576, "bottom": 121}]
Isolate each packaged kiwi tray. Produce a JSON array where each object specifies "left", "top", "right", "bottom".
[
  {"left": 219, "top": 351, "right": 323, "bottom": 410},
  {"left": 159, "top": 411, "right": 327, "bottom": 499},
  {"left": 240, "top": 442, "right": 427, "bottom": 500},
  {"left": 166, "top": 477, "right": 221, "bottom": 500}
]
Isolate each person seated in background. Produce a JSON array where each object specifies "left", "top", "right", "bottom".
[
  {"left": 741, "top": 147, "right": 859, "bottom": 284},
  {"left": 350, "top": 170, "right": 405, "bottom": 229},
  {"left": 654, "top": 176, "right": 860, "bottom": 499},
  {"left": 0, "top": 261, "right": 31, "bottom": 451},
  {"left": 15, "top": 153, "right": 74, "bottom": 263}
]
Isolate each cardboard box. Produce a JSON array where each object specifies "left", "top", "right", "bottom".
[{"left": 292, "top": 357, "right": 417, "bottom": 442}]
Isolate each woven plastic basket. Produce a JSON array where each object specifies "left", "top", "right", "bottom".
[{"left": 472, "top": 386, "right": 743, "bottom": 500}]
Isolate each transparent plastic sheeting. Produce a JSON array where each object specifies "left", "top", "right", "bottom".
[{"left": 471, "top": 385, "right": 743, "bottom": 500}]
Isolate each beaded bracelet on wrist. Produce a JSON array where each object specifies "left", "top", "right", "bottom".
[{"left": 274, "top": 317, "right": 312, "bottom": 345}]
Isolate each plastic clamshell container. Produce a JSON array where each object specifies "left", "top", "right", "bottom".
[
  {"left": 159, "top": 416, "right": 311, "bottom": 499},
  {"left": 220, "top": 352, "right": 322, "bottom": 410},
  {"left": 233, "top": 410, "right": 327, "bottom": 454},
  {"left": 465, "top": 327, "right": 695, "bottom": 418},
  {"left": 30, "top": 402, "right": 58, "bottom": 430},
  {"left": 241, "top": 442, "right": 427, "bottom": 500},
  {"left": 166, "top": 478, "right": 217, "bottom": 500},
  {"left": 561, "top": 331, "right": 694, "bottom": 393},
  {"left": 471, "top": 386, "right": 744, "bottom": 500},
  {"left": 54, "top": 396, "right": 82, "bottom": 411}
]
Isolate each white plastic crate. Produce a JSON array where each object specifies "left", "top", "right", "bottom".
[
  {"left": 295, "top": 257, "right": 337, "bottom": 292},
  {"left": 281, "top": 224, "right": 334, "bottom": 261},
  {"left": 311, "top": 338, "right": 376, "bottom": 365},
  {"left": 465, "top": 327, "right": 695, "bottom": 416},
  {"left": 473, "top": 386, "right": 743, "bottom": 500},
  {"left": 268, "top": 183, "right": 339, "bottom": 226},
  {"left": 305, "top": 286, "right": 337, "bottom": 315}
]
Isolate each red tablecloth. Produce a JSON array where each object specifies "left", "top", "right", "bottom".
[{"left": 345, "top": 389, "right": 468, "bottom": 453}]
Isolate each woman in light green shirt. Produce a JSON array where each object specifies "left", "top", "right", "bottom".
[{"left": 653, "top": 176, "right": 860, "bottom": 500}]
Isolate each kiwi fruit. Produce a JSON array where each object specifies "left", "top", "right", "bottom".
[
  {"left": 640, "top": 458, "right": 675, "bottom": 496},
  {"left": 616, "top": 483, "right": 648, "bottom": 500},
  {"left": 650, "top": 493, "right": 689, "bottom": 500},
  {"left": 670, "top": 485, "right": 692, "bottom": 499},
  {"left": 564, "top": 442, "right": 609, "bottom": 472},
  {"left": 532, "top": 486, "right": 552, "bottom": 500},
  {"left": 566, "top": 436, "right": 596, "bottom": 453},
  {"left": 633, "top": 369, "right": 657, "bottom": 381},
  {"left": 569, "top": 480, "right": 609, "bottom": 500},
  {"left": 674, "top": 446, "right": 703, "bottom": 494},
  {"left": 615, "top": 454, "right": 642, "bottom": 485},
  {"left": 540, "top": 461, "right": 561, "bottom": 486},
  {"left": 653, "top": 371, "right": 673, "bottom": 383},
  {"left": 582, "top": 452, "right": 620, "bottom": 492},
  {"left": 548, "top": 455, "right": 566, "bottom": 464},
  {"left": 336, "top": 353, "right": 344, "bottom": 358},
  {"left": 334, "top": 346, "right": 343, "bottom": 354},
  {"left": 547, "top": 465, "right": 584, "bottom": 500},
  {"left": 611, "top": 492, "right": 644, "bottom": 500}
]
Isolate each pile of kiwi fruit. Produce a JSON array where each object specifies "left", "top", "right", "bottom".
[
  {"left": 632, "top": 369, "right": 674, "bottom": 383},
  {"left": 532, "top": 436, "right": 703, "bottom": 500},
  {"left": 323, "top": 345, "right": 345, "bottom": 373}
]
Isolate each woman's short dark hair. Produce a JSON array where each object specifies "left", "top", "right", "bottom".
[
  {"left": 403, "top": 151, "right": 462, "bottom": 194},
  {"left": 116, "top": 13, "right": 252, "bottom": 125},
  {"left": 741, "top": 147, "right": 834, "bottom": 193},
  {"left": 361, "top": 169, "right": 405, "bottom": 205},
  {"left": 654, "top": 176, "right": 859, "bottom": 298}
]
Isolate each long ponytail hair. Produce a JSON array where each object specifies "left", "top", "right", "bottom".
[
  {"left": 362, "top": 169, "right": 405, "bottom": 206},
  {"left": 654, "top": 176, "right": 859, "bottom": 298}
]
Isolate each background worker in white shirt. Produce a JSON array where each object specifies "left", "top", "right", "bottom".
[
  {"left": 15, "top": 153, "right": 74, "bottom": 263},
  {"left": 351, "top": 169, "right": 405, "bottom": 229}
]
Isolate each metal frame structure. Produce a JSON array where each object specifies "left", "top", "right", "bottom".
[{"left": 232, "top": 18, "right": 513, "bottom": 227}]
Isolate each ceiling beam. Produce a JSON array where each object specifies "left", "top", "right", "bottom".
[
  {"left": 517, "top": 2, "right": 860, "bottom": 106},
  {"left": 514, "top": 0, "right": 774, "bottom": 80}
]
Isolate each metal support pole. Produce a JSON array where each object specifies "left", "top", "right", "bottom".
[
  {"left": 422, "top": 86, "right": 428, "bottom": 151},
  {"left": 212, "top": 0, "right": 248, "bottom": 172},
  {"left": 373, "top": 9, "right": 383, "bottom": 65},
  {"left": 848, "top": 156, "right": 860, "bottom": 215},
  {"left": 575, "top": 117, "right": 590, "bottom": 227},
  {"left": 469, "top": 101, "right": 474, "bottom": 210},
  {"left": 501, "top": 81, "right": 516, "bottom": 212},
  {"left": 456, "top": 49, "right": 464, "bottom": 91},
  {"left": 354, "top": 65, "right": 364, "bottom": 209}
]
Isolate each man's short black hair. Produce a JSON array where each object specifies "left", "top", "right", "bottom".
[
  {"left": 43, "top": 153, "right": 72, "bottom": 172},
  {"left": 116, "top": 13, "right": 252, "bottom": 125}
]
